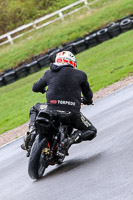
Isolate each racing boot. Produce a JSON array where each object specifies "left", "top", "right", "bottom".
[
  {"left": 60, "top": 129, "right": 96, "bottom": 155},
  {"left": 60, "top": 131, "right": 82, "bottom": 156},
  {"left": 21, "top": 126, "right": 37, "bottom": 157}
]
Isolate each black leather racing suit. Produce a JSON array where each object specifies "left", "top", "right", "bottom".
[{"left": 31, "top": 63, "right": 97, "bottom": 142}]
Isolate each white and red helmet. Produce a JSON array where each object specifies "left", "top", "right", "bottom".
[{"left": 55, "top": 51, "right": 77, "bottom": 68}]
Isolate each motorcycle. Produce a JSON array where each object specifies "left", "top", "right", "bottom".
[
  {"left": 28, "top": 109, "right": 73, "bottom": 179},
  {"left": 28, "top": 97, "right": 92, "bottom": 179}
]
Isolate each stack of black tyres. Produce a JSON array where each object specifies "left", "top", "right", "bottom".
[
  {"left": 60, "top": 43, "right": 76, "bottom": 54},
  {"left": 73, "top": 39, "right": 87, "bottom": 54},
  {"left": 38, "top": 54, "right": 51, "bottom": 68},
  {"left": 120, "top": 17, "right": 133, "bottom": 32},
  {"left": 0, "top": 15, "right": 133, "bottom": 87},
  {"left": 0, "top": 68, "right": 17, "bottom": 85},
  {"left": 15, "top": 65, "right": 29, "bottom": 79},
  {"left": 49, "top": 49, "right": 61, "bottom": 63},
  {"left": 97, "top": 28, "right": 110, "bottom": 42},
  {"left": 26, "top": 61, "right": 40, "bottom": 74},
  {"left": 0, "top": 72, "right": 5, "bottom": 87},
  {"left": 85, "top": 33, "right": 98, "bottom": 48},
  {"left": 108, "top": 22, "right": 121, "bottom": 38}
]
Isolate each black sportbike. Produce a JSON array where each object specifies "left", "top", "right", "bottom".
[
  {"left": 28, "top": 98, "right": 91, "bottom": 179},
  {"left": 28, "top": 109, "right": 73, "bottom": 179}
]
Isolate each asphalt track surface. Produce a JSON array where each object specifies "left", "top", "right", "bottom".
[{"left": 0, "top": 84, "right": 133, "bottom": 200}]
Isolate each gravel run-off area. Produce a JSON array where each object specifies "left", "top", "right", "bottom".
[{"left": 0, "top": 76, "right": 133, "bottom": 147}]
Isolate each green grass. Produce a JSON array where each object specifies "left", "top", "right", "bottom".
[
  {"left": 78, "top": 31, "right": 133, "bottom": 91},
  {"left": 0, "top": 30, "right": 133, "bottom": 134},
  {"left": 0, "top": 0, "right": 133, "bottom": 72},
  {"left": 0, "top": 0, "right": 78, "bottom": 35},
  {"left": 0, "top": 0, "right": 113, "bottom": 35},
  {"left": 0, "top": 69, "right": 48, "bottom": 134}
]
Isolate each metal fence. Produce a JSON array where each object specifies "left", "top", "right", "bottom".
[{"left": 0, "top": 0, "right": 101, "bottom": 46}]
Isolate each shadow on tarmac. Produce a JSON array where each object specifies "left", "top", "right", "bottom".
[{"left": 34, "top": 151, "right": 104, "bottom": 182}]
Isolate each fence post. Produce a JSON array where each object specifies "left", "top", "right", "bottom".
[
  {"left": 7, "top": 34, "right": 13, "bottom": 45},
  {"left": 83, "top": 0, "right": 90, "bottom": 10},
  {"left": 59, "top": 11, "right": 64, "bottom": 21},
  {"left": 33, "top": 23, "right": 37, "bottom": 29}
]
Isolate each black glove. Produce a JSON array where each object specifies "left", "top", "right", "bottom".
[
  {"left": 81, "top": 97, "right": 93, "bottom": 105},
  {"left": 40, "top": 88, "right": 46, "bottom": 94}
]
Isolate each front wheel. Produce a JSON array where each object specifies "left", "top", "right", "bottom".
[{"left": 28, "top": 136, "right": 48, "bottom": 179}]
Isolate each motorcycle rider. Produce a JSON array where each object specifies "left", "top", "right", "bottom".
[{"left": 21, "top": 51, "right": 97, "bottom": 156}]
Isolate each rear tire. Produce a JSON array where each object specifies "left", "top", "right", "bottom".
[{"left": 28, "top": 136, "right": 48, "bottom": 179}]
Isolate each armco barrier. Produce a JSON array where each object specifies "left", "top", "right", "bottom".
[{"left": 0, "top": 15, "right": 133, "bottom": 87}]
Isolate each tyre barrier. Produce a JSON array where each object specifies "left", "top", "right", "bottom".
[
  {"left": 15, "top": 65, "right": 29, "bottom": 79},
  {"left": 60, "top": 44, "right": 75, "bottom": 54},
  {"left": 47, "top": 47, "right": 58, "bottom": 55},
  {"left": 49, "top": 49, "right": 61, "bottom": 63},
  {"left": 26, "top": 61, "right": 40, "bottom": 74},
  {"left": 85, "top": 33, "right": 98, "bottom": 47},
  {"left": 97, "top": 28, "right": 110, "bottom": 42},
  {"left": 108, "top": 22, "right": 121, "bottom": 38},
  {"left": 37, "top": 54, "right": 51, "bottom": 68},
  {"left": 120, "top": 18, "right": 133, "bottom": 32},
  {"left": 0, "top": 76, "right": 5, "bottom": 87},
  {"left": 0, "top": 72, "right": 5, "bottom": 86},
  {"left": 73, "top": 39, "right": 87, "bottom": 54},
  {"left": 3, "top": 70, "right": 17, "bottom": 85},
  {"left": 0, "top": 14, "right": 133, "bottom": 87}
]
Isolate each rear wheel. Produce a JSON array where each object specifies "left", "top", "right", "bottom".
[
  {"left": 28, "top": 136, "right": 48, "bottom": 179},
  {"left": 38, "top": 153, "right": 47, "bottom": 178}
]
